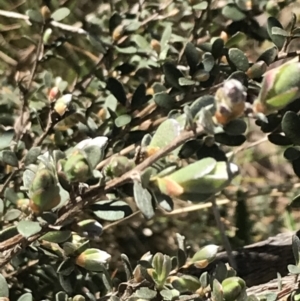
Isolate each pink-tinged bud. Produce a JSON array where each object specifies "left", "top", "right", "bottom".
[
  {"left": 253, "top": 57, "right": 300, "bottom": 115},
  {"left": 48, "top": 86, "right": 60, "bottom": 102}
]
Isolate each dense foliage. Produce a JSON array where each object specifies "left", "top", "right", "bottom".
[{"left": 2, "top": 0, "right": 300, "bottom": 300}]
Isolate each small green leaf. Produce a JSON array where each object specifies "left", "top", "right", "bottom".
[
  {"left": 109, "top": 13, "right": 122, "bottom": 33},
  {"left": 26, "top": 9, "right": 43, "bottom": 23},
  {"left": 153, "top": 92, "right": 177, "bottom": 110},
  {"left": 179, "top": 77, "right": 196, "bottom": 86},
  {"left": 40, "top": 230, "right": 71, "bottom": 243},
  {"left": 115, "top": 46, "right": 137, "bottom": 54},
  {"left": 87, "top": 35, "right": 106, "bottom": 54},
  {"left": 290, "top": 194, "right": 300, "bottom": 209},
  {"left": 24, "top": 147, "right": 42, "bottom": 166},
  {"left": 292, "top": 235, "right": 300, "bottom": 266},
  {"left": 228, "top": 48, "right": 249, "bottom": 72},
  {"left": 246, "top": 61, "right": 267, "bottom": 79},
  {"left": 212, "top": 279, "right": 223, "bottom": 301},
  {"left": 148, "top": 118, "right": 182, "bottom": 155},
  {"left": 106, "top": 77, "right": 127, "bottom": 106},
  {"left": 190, "top": 95, "right": 215, "bottom": 117},
  {"left": 223, "top": 119, "right": 247, "bottom": 135},
  {"left": 59, "top": 273, "right": 73, "bottom": 295},
  {"left": 17, "top": 292, "right": 33, "bottom": 301},
  {"left": 288, "top": 264, "right": 300, "bottom": 274},
  {"left": 0, "top": 226, "right": 18, "bottom": 242},
  {"left": 284, "top": 147, "right": 300, "bottom": 161},
  {"left": 160, "top": 25, "right": 172, "bottom": 60},
  {"left": 211, "top": 38, "right": 224, "bottom": 59},
  {"left": 160, "top": 289, "right": 180, "bottom": 300},
  {"left": 17, "top": 220, "right": 42, "bottom": 238},
  {"left": 192, "top": 1, "right": 208, "bottom": 10},
  {"left": 90, "top": 200, "right": 133, "bottom": 221},
  {"left": 225, "top": 32, "right": 246, "bottom": 48},
  {"left": 200, "top": 272, "right": 209, "bottom": 288},
  {"left": 0, "top": 273, "right": 8, "bottom": 297},
  {"left": 172, "top": 275, "right": 201, "bottom": 293},
  {"left": 163, "top": 62, "right": 185, "bottom": 90},
  {"left": 185, "top": 42, "right": 200, "bottom": 74},
  {"left": 134, "top": 287, "right": 157, "bottom": 299},
  {"left": 202, "top": 52, "right": 215, "bottom": 72},
  {"left": 272, "top": 27, "right": 288, "bottom": 36},
  {"left": 0, "top": 199, "right": 4, "bottom": 216},
  {"left": 222, "top": 4, "right": 246, "bottom": 21},
  {"left": 115, "top": 114, "right": 132, "bottom": 128},
  {"left": 2, "top": 150, "right": 18, "bottom": 167},
  {"left": 133, "top": 35, "right": 149, "bottom": 49},
  {"left": 4, "top": 209, "right": 22, "bottom": 221},
  {"left": 57, "top": 258, "right": 75, "bottom": 276},
  {"left": 215, "top": 133, "right": 246, "bottom": 146},
  {"left": 268, "top": 133, "right": 292, "bottom": 146},
  {"left": 4, "top": 187, "right": 19, "bottom": 203},
  {"left": 76, "top": 219, "right": 103, "bottom": 238},
  {"left": 267, "top": 17, "right": 285, "bottom": 50},
  {"left": 51, "top": 7, "right": 71, "bottom": 22},
  {"left": 282, "top": 111, "right": 300, "bottom": 145},
  {"left": 133, "top": 180, "right": 154, "bottom": 220},
  {"left": 0, "top": 129, "right": 14, "bottom": 150},
  {"left": 131, "top": 84, "right": 148, "bottom": 109}
]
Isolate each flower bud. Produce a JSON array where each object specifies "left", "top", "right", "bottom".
[
  {"left": 253, "top": 58, "right": 300, "bottom": 115},
  {"left": 214, "top": 79, "right": 246, "bottom": 125},
  {"left": 29, "top": 168, "right": 61, "bottom": 214},
  {"left": 153, "top": 157, "right": 238, "bottom": 197},
  {"left": 151, "top": 39, "right": 161, "bottom": 54},
  {"left": 222, "top": 277, "right": 246, "bottom": 301},
  {"left": 40, "top": 6, "right": 51, "bottom": 21},
  {"left": 54, "top": 94, "right": 73, "bottom": 116},
  {"left": 75, "top": 248, "right": 111, "bottom": 272},
  {"left": 112, "top": 25, "right": 125, "bottom": 42},
  {"left": 246, "top": 61, "right": 267, "bottom": 79},
  {"left": 104, "top": 156, "right": 135, "bottom": 178},
  {"left": 62, "top": 151, "right": 91, "bottom": 183},
  {"left": 48, "top": 86, "right": 60, "bottom": 102}
]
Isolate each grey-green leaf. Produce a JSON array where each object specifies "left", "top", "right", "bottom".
[
  {"left": 51, "top": 7, "right": 71, "bottom": 22},
  {"left": 222, "top": 4, "right": 246, "bottom": 21},
  {"left": 26, "top": 9, "right": 43, "bottom": 23},
  {"left": 282, "top": 111, "right": 300, "bottom": 145},
  {"left": 17, "top": 293, "right": 33, "bottom": 301},
  {"left": 115, "top": 114, "right": 132, "bottom": 128},
  {"left": 90, "top": 200, "right": 133, "bottom": 221},
  {"left": 154, "top": 92, "right": 176, "bottom": 109},
  {"left": 133, "top": 181, "right": 155, "bottom": 220},
  {"left": 17, "top": 220, "right": 42, "bottom": 238},
  {"left": 0, "top": 273, "right": 8, "bottom": 297},
  {"left": 163, "top": 62, "right": 185, "bottom": 90},
  {"left": 4, "top": 209, "right": 22, "bottom": 221},
  {"left": 40, "top": 230, "right": 72, "bottom": 243},
  {"left": 256, "top": 45, "right": 278, "bottom": 65},
  {"left": 2, "top": 150, "right": 18, "bottom": 167},
  {"left": 24, "top": 147, "right": 42, "bottom": 166},
  {"left": 267, "top": 17, "right": 285, "bottom": 50},
  {"left": 228, "top": 48, "right": 249, "bottom": 72},
  {"left": 0, "top": 129, "right": 14, "bottom": 150}
]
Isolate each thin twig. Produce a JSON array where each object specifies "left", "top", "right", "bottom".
[
  {"left": 16, "top": 23, "right": 45, "bottom": 143},
  {"left": 211, "top": 196, "right": 236, "bottom": 270}
]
